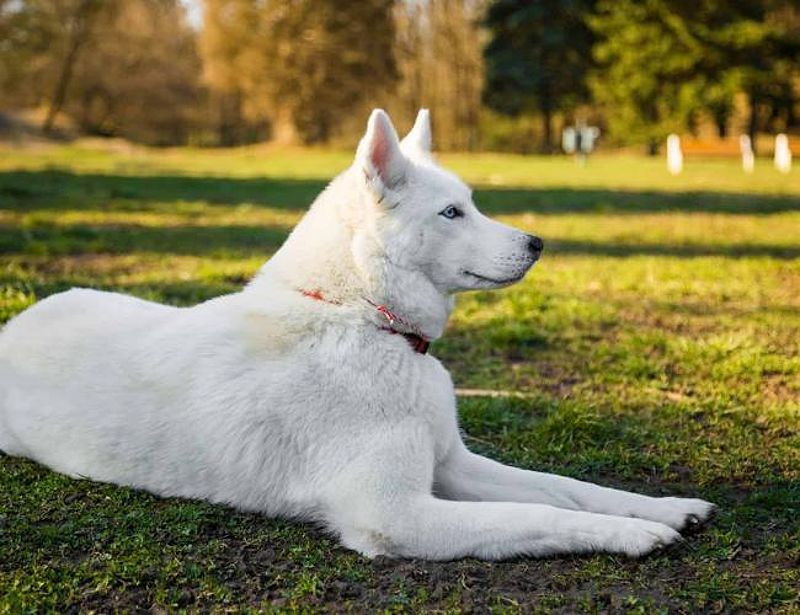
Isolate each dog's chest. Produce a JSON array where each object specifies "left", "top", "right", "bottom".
[{"left": 309, "top": 329, "right": 459, "bottom": 459}]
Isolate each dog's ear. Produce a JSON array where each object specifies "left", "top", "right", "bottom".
[
  {"left": 400, "top": 109, "right": 432, "bottom": 159},
  {"left": 357, "top": 109, "right": 407, "bottom": 192}
]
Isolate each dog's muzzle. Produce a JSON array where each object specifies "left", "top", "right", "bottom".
[{"left": 527, "top": 235, "right": 544, "bottom": 258}]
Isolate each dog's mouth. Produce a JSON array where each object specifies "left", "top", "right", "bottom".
[{"left": 463, "top": 270, "right": 528, "bottom": 287}]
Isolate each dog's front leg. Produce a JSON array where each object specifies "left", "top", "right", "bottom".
[
  {"left": 329, "top": 491, "right": 683, "bottom": 560},
  {"left": 434, "top": 443, "right": 715, "bottom": 531},
  {"left": 321, "top": 429, "right": 681, "bottom": 561}
]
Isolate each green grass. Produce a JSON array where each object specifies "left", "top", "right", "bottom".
[{"left": 1, "top": 141, "right": 799, "bottom": 613}]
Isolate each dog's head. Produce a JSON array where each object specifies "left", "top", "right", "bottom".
[{"left": 352, "top": 109, "right": 542, "bottom": 294}]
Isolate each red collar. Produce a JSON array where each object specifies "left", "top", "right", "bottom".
[
  {"left": 379, "top": 327, "right": 431, "bottom": 354},
  {"left": 300, "top": 289, "right": 430, "bottom": 355}
]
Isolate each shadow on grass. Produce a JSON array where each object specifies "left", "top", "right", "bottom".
[
  {"left": 0, "top": 170, "right": 325, "bottom": 211},
  {"left": 3, "top": 169, "right": 799, "bottom": 215},
  {"left": 0, "top": 223, "right": 289, "bottom": 257},
  {"left": 477, "top": 187, "right": 800, "bottom": 215},
  {"left": 550, "top": 239, "right": 800, "bottom": 259},
  {"left": 0, "top": 278, "right": 245, "bottom": 308},
  {"left": 2, "top": 223, "right": 797, "bottom": 259}
]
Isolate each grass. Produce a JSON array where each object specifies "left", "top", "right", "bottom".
[{"left": 1, "top": 141, "right": 799, "bottom": 613}]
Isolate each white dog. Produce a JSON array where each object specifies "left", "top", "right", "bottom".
[{"left": 0, "top": 110, "right": 714, "bottom": 560}]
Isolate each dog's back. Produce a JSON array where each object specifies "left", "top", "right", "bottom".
[{"left": 0, "top": 288, "right": 178, "bottom": 463}]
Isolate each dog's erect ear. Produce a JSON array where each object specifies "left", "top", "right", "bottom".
[
  {"left": 356, "top": 109, "right": 407, "bottom": 191},
  {"left": 400, "top": 109, "right": 432, "bottom": 159}
]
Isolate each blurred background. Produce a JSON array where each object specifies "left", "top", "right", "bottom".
[{"left": 1, "top": 0, "right": 798, "bottom": 153}]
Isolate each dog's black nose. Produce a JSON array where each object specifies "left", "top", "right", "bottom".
[{"left": 528, "top": 235, "right": 544, "bottom": 255}]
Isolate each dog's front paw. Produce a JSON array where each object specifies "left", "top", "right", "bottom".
[
  {"left": 646, "top": 497, "right": 716, "bottom": 531},
  {"left": 606, "top": 518, "right": 682, "bottom": 558}
]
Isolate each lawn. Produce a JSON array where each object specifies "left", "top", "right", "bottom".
[{"left": 1, "top": 142, "right": 799, "bottom": 613}]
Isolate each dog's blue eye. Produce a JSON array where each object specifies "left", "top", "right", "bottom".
[{"left": 439, "top": 205, "right": 462, "bottom": 219}]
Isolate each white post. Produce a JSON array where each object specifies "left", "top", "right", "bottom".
[
  {"left": 667, "top": 134, "right": 683, "bottom": 175},
  {"left": 774, "top": 134, "right": 792, "bottom": 174},
  {"left": 739, "top": 134, "right": 755, "bottom": 174},
  {"left": 562, "top": 127, "right": 576, "bottom": 154}
]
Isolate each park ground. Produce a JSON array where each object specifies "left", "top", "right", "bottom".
[{"left": 0, "top": 142, "right": 799, "bottom": 613}]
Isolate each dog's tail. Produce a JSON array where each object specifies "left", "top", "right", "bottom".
[
  {"left": 0, "top": 359, "right": 23, "bottom": 456},
  {"left": 0, "top": 362, "right": 11, "bottom": 455}
]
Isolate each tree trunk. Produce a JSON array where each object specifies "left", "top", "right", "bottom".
[
  {"left": 42, "top": 38, "right": 82, "bottom": 134},
  {"left": 42, "top": 0, "right": 100, "bottom": 134},
  {"left": 542, "top": 107, "right": 553, "bottom": 154},
  {"left": 747, "top": 92, "right": 759, "bottom": 156},
  {"left": 271, "top": 106, "right": 298, "bottom": 145},
  {"left": 217, "top": 92, "right": 242, "bottom": 147},
  {"left": 714, "top": 111, "right": 728, "bottom": 139}
]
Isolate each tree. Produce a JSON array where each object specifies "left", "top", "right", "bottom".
[
  {"left": 200, "top": 0, "right": 398, "bottom": 145},
  {"left": 589, "top": 0, "right": 710, "bottom": 153},
  {"left": 0, "top": 0, "right": 202, "bottom": 144},
  {"left": 590, "top": 0, "right": 800, "bottom": 152},
  {"left": 675, "top": 0, "right": 800, "bottom": 147},
  {"left": 67, "top": 0, "right": 202, "bottom": 145},
  {"left": 484, "top": 0, "right": 596, "bottom": 152},
  {"left": 42, "top": 0, "right": 104, "bottom": 133},
  {"left": 734, "top": 2, "right": 800, "bottom": 149},
  {"left": 0, "top": 0, "right": 104, "bottom": 126},
  {"left": 0, "top": 0, "right": 46, "bottom": 110},
  {"left": 200, "top": 0, "right": 264, "bottom": 144},
  {"left": 389, "top": 0, "right": 486, "bottom": 150},
  {"left": 268, "top": 0, "right": 398, "bottom": 144}
]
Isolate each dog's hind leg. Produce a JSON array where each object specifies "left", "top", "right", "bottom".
[{"left": 434, "top": 443, "right": 715, "bottom": 532}]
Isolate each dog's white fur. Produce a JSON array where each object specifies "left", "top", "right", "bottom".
[{"left": 0, "top": 110, "right": 714, "bottom": 560}]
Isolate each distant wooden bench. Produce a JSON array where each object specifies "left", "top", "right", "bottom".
[
  {"left": 681, "top": 137, "right": 797, "bottom": 156},
  {"left": 681, "top": 139, "right": 744, "bottom": 156}
]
